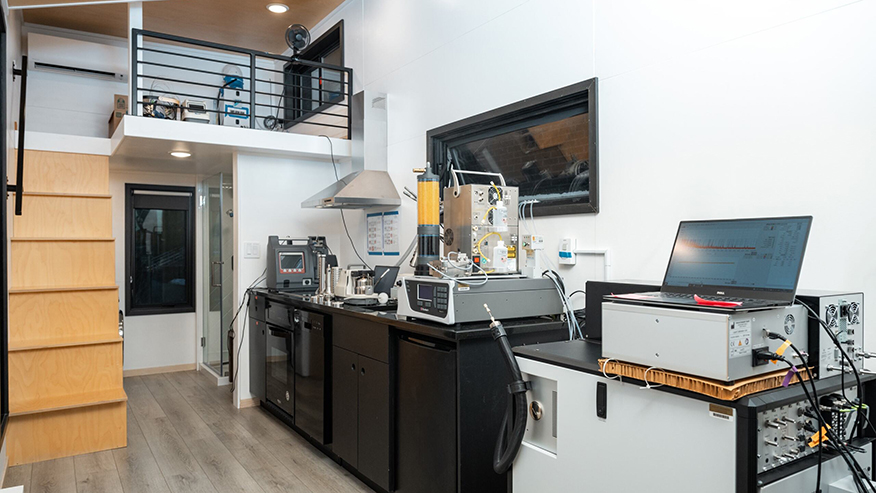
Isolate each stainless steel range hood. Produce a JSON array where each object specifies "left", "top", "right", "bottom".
[{"left": 302, "top": 91, "right": 400, "bottom": 209}]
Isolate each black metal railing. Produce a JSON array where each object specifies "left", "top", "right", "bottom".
[
  {"left": 9, "top": 55, "right": 28, "bottom": 216},
  {"left": 131, "top": 29, "right": 353, "bottom": 138}
]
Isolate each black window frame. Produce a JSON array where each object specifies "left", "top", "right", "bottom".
[
  {"left": 427, "top": 78, "right": 599, "bottom": 217},
  {"left": 125, "top": 183, "right": 196, "bottom": 316},
  {"left": 283, "top": 20, "right": 345, "bottom": 128}
]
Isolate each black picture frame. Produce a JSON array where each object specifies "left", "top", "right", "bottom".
[
  {"left": 427, "top": 78, "right": 599, "bottom": 217},
  {"left": 125, "top": 183, "right": 196, "bottom": 316}
]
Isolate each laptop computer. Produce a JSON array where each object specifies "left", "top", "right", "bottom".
[{"left": 607, "top": 216, "right": 813, "bottom": 311}]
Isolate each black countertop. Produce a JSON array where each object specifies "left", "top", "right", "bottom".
[{"left": 253, "top": 288, "right": 565, "bottom": 342}]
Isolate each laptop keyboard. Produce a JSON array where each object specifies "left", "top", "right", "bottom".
[{"left": 661, "top": 293, "right": 757, "bottom": 304}]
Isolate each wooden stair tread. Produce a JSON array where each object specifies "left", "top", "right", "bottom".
[
  {"left": 11, "top": 237, "right": 115, "bottom": 242},
  {"left": 14, "top": 192, "right": 111, "bottom": 199},
  {"left": 10, "top": 285, "right": 118, "bottom": 294},
  {"left": 10, "top": 388, "right": 127, "bottom": 417},
  {"left": 10, "top": 334, "right": 122, "bottom": 352}
]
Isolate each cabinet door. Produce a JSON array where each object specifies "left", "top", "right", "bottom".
[
  {"left": 249, "top": 318, "right": 266, "bottom": 401},
  {"left": 358, "top": 356, "right": 390, "bottom": 491},
  {"left": 332, "top": 346, "right": 359, "bottom": 467},
  {"left": 397, "top": 336, "right": 457, "bottom": 493}
]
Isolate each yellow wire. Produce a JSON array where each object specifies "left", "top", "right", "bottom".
[
  {"left": 490, "top": 181, "right": 502, "bottom": 201},
  {"left": 482, "top": 206, "right": 497, "bottom": 224},
  {"left": 476, "top": 231, "right": 503, "bottom": 262}
]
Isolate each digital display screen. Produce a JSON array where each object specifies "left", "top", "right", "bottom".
[
  {"left": 664, "top": 217, "right": 811, "bottom": 292},
  {"left": 279, "top": 252, "right": 304, "bottom": 271},
  {"left": 417, "top": 284, "right": 434, "bottom": 301}
]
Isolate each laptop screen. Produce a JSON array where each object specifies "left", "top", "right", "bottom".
[{"left": 662, "top": 216, "right": 812, "bottom": 300}]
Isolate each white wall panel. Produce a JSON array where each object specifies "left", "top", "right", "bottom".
[
  {"left": 232, "top": 152, "right": 347, "bottom": 403},
  {"left": 109, "top": 170, "right": 201, "bottom": 371},
  {"left": 365, "top": 0, "right": 595, "bottom": 146},
  {"left": 594, "top": 0, "right": 861, "bottom": 78},
  {"left": 362, "top": 0, "right": 528, "bottom": 86}
]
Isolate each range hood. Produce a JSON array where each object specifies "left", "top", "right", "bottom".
[{"left": 302, "top": 91, "right": 401, "bottom": 209}]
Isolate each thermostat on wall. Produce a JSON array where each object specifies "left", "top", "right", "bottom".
[{"left": 559, "top": 237, "right": 577, "bottom": 265}]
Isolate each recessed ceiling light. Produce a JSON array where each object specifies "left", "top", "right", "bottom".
[
  {"left": 170, "top": 151, "right": 191, "bottom": 158},
  {"left": 267, "top": 3, "right": 289, "bottom": 13}
]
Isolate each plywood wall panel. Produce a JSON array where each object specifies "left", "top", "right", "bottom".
[
  {"left": 11, "top": 240, "right": 115, "bottom": 289},
  {"left": 8, "top": 288, "right": 119, "bottom": 344},
  {"left": 12, "top": 150, "right": 109, "bottom": 194},
  {"left": 6, "top": 401, "right": 127, "bottom": 466},
  {"left": 9, "top": 342, "right": 123, "bottom": 410},
  {"left": 12, "top": 195, "right": 112, "bottom": 238}
]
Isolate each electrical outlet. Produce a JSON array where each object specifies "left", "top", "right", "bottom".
[{"left": 244, "top": 242, "right": 260, "bottom": 259}]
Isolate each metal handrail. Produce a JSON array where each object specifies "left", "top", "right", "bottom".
[
  {"left": 131, "top": 29, "right": 354, "bottom": 136},
  {"left": 9, "top": 56, "right": 28, "bottom": 216}
]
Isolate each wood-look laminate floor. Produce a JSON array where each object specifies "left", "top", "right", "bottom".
[{"left": 3, "top": 371, "right": 373, "bottom": 493}]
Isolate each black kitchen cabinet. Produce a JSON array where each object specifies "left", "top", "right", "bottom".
[
  {"left": 396, "top": 334, "right": 456, "bottom": 493},
  {"left": 331, "top": 345, "right": 391, "bottom": 491},
  {"left": 357, "top": 355, "right": 390, "bottom": 490},
  {"left": 332, "top": 346, "right": 359, "bottom": 468},
  {"left": 249, "top": 318, "right": 266, "bottom": 401},
  {"left": 252, "top": 290, "right": 568, "bottom": 493},
  {"left": 332, "top": 314, "right": 392, "bottom": 492}
]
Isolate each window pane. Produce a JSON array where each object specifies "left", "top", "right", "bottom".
[
  {"left": 322, "top": 48, "right": 343, "bottom": 102},
  {"left": 308, "top": 67, "right": 321, "bottom": 111},
  {"left": 447, "top": 111, "right": 591, "bottom": 207},
  {"left": 133, "top": 208, "right": 189, "bottom": 307}
]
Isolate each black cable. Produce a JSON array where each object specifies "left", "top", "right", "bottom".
[
  {"left": 229, "top": 270, "right": 266, "bottom": 392},
  {"left": 797, "top": 299, "right": 865, "bottom": 439},
  {"left": 489, "top": 316, "right": 527, "bottom": 473},
  {"left": 569, "top": 289, "right": 586, "bottom": 298},
  {"left": 765, "top": 351, "right": 872, "bottom": 493},
  {"left": 767, "top": 333, "right": 825, "bottom": 492},
  {"left": 319, "top": 134, "right": 371, "bottom": 270}
]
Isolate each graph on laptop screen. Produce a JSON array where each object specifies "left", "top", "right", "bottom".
[{"left": 664, "top": 217, "right": 811, "bottom": 291}]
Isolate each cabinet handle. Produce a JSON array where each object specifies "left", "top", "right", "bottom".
[
  {"left": 361, "top": 367, "right": 366, "bottom": 376},
  {"left": 351, "top": 363, "right": 356, "bottom": 371}
]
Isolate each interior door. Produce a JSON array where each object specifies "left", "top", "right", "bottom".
[{"left": 202, "top": 172, "right": 232, "bottom": 376}]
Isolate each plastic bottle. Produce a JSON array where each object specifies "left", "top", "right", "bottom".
[
  {"left": 493, "top": 240, "right": 509, "bottom": 273},
  {"left": 493, "top": 202, "right": 508, "bottom": 232}
]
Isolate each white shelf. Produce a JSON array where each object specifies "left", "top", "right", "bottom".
[
  {"left": 108, "top": 115, "right": 352, "bottom": 175},
  {"left": 15, "top": 131, "right": 112, "bottom": 156}
]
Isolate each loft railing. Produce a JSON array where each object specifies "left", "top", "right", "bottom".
[{"left": 131, "top": 29, "right": 353, "bottom": 138}]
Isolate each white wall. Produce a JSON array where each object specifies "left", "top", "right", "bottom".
[
  {"left": 312, "top": 0, "right": 876, "bottom": 325},
  {"left": 110, "top": 170, "right": 201, "bottom": 371},
  {"left": 23, "top": 24, "right": 285, "bottom": 139},
  {"left": 232, "top": 151, "right": 350, "bottom": 404}
]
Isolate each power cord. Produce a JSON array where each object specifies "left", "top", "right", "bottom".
[
  {"left": 319, "top": 134, "right": 371, "bottom": 269},
  {"left": 230, "top": 269, "right": 267, "bottom": 393}
]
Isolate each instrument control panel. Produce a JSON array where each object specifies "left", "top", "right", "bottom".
[
  {"left": 756, "top": 387, "right": 858, "bottom": 473},
  {"left": 401, "top": 278, "right": 452, "bottom": 321}
]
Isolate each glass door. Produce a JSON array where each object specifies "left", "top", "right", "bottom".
[{"left": 202, "top": 173, "right": 233, "bottom": 377}]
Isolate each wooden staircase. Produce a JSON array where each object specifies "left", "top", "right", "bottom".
[{"left": 6, "top": 150, "right": 126, "bottom": 466}]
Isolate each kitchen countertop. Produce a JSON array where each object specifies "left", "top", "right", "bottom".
[{"left": 253, "top": 288, "right": 566, "bottom": 342}]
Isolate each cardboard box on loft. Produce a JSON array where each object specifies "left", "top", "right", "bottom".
[{"left": 108, "top": 94, "right": 128, "bottom": 137}]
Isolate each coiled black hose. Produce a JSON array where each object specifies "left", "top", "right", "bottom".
[{"left": 491, "top": 318, "right": 529, "bottom": 474}]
